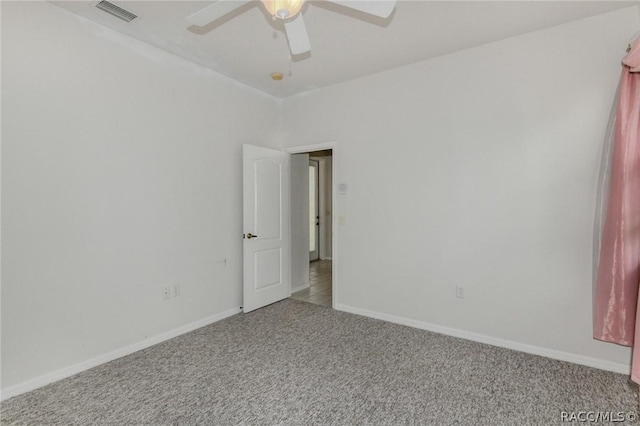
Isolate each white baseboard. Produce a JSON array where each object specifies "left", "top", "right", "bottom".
[
  {"left": 291, "top": 283, "right": 310, "bottom": 293},
  {"left": 334, "top": 303, "right": 630, "bottom": 375},
  {"left": 1, "top": 307, "right": 241, "bottom": 401},
  {"left": 320, "top": 257, "right": 332, "bottom": 261}
]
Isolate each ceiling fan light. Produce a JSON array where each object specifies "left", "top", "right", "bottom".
[{"left": 262, "top": 0, "right": 304, "bottom": 20}]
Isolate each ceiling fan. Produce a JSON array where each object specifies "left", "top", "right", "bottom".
[{"left": 187, "top": 0, "right": 396, "bottom": 56}]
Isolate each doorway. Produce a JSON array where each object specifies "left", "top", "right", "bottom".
[{"left": 289, "top": 148, "right": 333, "bottom": 308}]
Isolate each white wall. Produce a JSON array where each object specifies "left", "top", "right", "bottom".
[
  {"left": 281, "top": 7, "right": 638, "bottom": 369},
  {"left": 290, "top": 154, "right": 310, "bottom": 290},
  {"left": 1, "top": 2, "right": 280, "bottom": 391}
]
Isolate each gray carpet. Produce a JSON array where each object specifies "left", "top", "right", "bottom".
[{"left": 1, "top": 299, "right": 637, "bottom": 425}]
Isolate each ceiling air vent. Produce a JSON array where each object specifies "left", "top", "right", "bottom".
[{"left": 95, "top": 1, "right": 137, "bottom": 22}]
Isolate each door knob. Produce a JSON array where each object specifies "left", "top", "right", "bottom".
[{"left": 245, "top": 233, "right": 258, "bottom": 239}]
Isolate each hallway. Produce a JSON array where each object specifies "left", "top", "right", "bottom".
[{"left": 290, "top": 260, "right": 332, "bottom": 307}]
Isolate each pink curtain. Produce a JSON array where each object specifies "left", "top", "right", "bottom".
[{"left": 593, "top": 37, "right": 640, "bottom": 382}]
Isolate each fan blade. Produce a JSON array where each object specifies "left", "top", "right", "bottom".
[
  {"left": 325, "top": 0, "right": 395, "bottom": 18},
  {"left": 284, "top": 14, "right": 311, "bottom": 55},
  {"left": 187, "top": 0, "right": 251, "bottom": 27}
]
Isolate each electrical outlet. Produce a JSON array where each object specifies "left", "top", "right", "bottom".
[
  {"left": 456, "top": 285, "right": 465, "bottom": 299},
  {"left": 163, "top": 286, "right": 171, "bottom": 300},
  {"left": 172, "top": 285, "right": 181, "bottom": 297}
]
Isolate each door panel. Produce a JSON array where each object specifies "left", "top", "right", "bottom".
[
  {"left": 243, "top": 144, "right": 290, "bottom": 313},
  {"left": 254, "top": 248, "right": 281, "bottom": 290},
  {"left": 255, "top": 159, "right": 281, "bottom": 240}
]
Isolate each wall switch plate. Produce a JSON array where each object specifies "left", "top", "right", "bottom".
[
  {"left": 163, "top": 286, "right": 171, "bottom": 300},
  {"left": 456, "top": 285, "right": 465, "bottom": 299},
  {"left": 172, "top": 285, "right": 181, "bottom": 297}
]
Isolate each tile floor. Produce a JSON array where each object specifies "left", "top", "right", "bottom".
[{"left": 291, "top": 260, "right": 332, "bottom": 307}]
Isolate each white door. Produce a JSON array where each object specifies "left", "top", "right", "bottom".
[
  {"left": 309, "top": 160, "right": 320, "bottom": 261},
  {"left": 243, "top": 144, "right": 290, "bottom": 313}
]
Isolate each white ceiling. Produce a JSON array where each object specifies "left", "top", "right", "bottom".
[{"left": 53, "top": 1, "right": 636, "bottom": 98}]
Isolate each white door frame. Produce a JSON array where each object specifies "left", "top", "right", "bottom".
[{"left": 286, "top": 142, "right": 337, "bottom": 309}]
